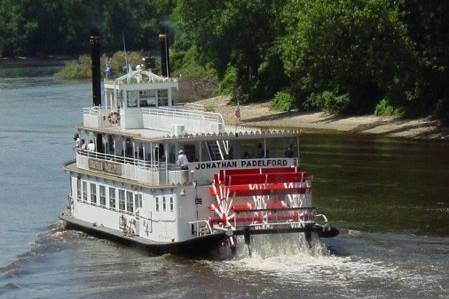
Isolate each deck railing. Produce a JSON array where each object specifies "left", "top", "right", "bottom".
[
  {"left": 141, "top": 106, "right": 225, "bottom": 134},
  {"left": 77, "top": 149, "right": 158, "bottom": 169}
]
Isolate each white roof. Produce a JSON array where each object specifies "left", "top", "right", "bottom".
[{"left": 104, "top": 68, "right": 178, "bottom": 89}]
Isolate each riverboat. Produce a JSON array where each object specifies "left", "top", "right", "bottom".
[{"left": 60, "top": 33, "right": 338, "bottom": 256}]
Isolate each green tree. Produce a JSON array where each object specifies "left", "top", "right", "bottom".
[
  {"left": 280, "top": 0, "right": 417, "bottom": 114},
  {"left": 176, "top": 0, "right": 287, "bottom": 102}
]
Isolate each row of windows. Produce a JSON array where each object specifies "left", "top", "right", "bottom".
[
  {"left": 75, "top": 178, "right": 174, "bottom": 213},
  {"left": 76, "top": 179, "right": 142, "bottom": 214},
  {"left": 155, "top": 196, "right": 174, "bottom": 212}
]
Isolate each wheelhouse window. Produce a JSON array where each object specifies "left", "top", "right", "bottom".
[
  {"left": 170, "top": 197, "right": 174, "bottom": 212},
  {"left": 76, "top": 178, "right": 81, "bottom": 200},
  {"left": 109, "top": 187, "right": 116, "bottom": 209},
  {"left": 162, "top": 196, "right": 166, "bottom": 212},
  {"left": 90, "top": 183, "right": 97, "bottom": 204},
  {"left": 126, "top": 191, "right": 134, "bottom": 213},
  {"left": 99, "top": 185, "right": 106, "bottom": 206},
  {"left": 82, "top": 181, "right": 87, "bottom": 201},
  {"left": 119, "top": 190, "right": 125, "bottom": 211},
  {"left": 157, "top": 89, "right": 168, "bottom": 106}
]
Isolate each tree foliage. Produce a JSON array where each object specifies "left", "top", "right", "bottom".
[
  {"left": 0, "top": 0, "right": 174, "bottom": 56},
  {"left": 1, "top": 0, "right": 449, "bottom": 122}
]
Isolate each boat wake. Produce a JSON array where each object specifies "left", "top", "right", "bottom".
[{"left": 203, "top": 233, "right": 446, "bottom": 297}]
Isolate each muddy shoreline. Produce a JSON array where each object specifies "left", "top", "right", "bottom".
[{"left": 193, "top": 96, "right": 449, "bottom": 141}]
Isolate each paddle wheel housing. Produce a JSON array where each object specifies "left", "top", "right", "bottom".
[{"left": 208, "top": 166, "right": 315, "bottom": 234}]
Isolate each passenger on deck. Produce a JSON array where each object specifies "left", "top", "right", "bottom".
[
  {"left": 87, "top": 140, "right": 95, "bottom": 152},
  {"left": 80, "top": 139, "right": 86, "bottom": 150},
  {"left": 176, "top": 149, "right": 189, "bottom": 170},
  {"left": 73, "top": 133, "right": 80, "bottom": 149},
  {"left": 242, "top": 151, "right": 250, "bottom": 159},
  {"left": 284, "top": 144, "right": 294, "bottom": 158},
  {"left": 256, "top": 143, "right": 265, "bottom": 158}
]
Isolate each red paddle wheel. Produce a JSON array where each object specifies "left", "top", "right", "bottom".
[{"left": 208, "top": 166, "right": 315, "bottom": 235}]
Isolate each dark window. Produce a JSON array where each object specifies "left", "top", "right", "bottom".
[
  {"left": 99, "top": 185, "right": 106, "bottom": 206},
  {"left": 82, "top": 181, "right": 87, "bottom": 201},
  {"left": 76, "top": 178, "right": 81, "bottom": 200},
  {"left": 163, "top": 196, "right": 166, "bottom": 211},
  {"left": 119, "top": 190, "right": 125, "bottom": 211},
  {"left": 170, "top": 197, "right": 173, "bottom": 212},
  {"left": 126, "top": 191, "right": 134, "bottom": 213},
  {"left": 109, "top": 187, "right": 116, "bottom": 209},
  {"left": 90, "top": 183, "right": 97, "bottom": 204}
]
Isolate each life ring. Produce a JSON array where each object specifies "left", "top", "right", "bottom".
[{"left": 108, "top": 111, "right": 120, "bottom": 125}]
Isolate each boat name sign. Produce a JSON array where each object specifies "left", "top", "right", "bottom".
[
  {"left": 191, "top": 158, "right": 295, "bottom": 170},
  {"left": 88, "top": 158, "right": 122, "bottom": 175}
]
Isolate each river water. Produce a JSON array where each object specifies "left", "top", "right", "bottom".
[{"left": 0, "top": 66, "right": 449, "bottom": 298}]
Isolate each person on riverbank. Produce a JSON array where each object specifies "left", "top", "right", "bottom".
[{"left": 176, "top": 149, "right": 189, "bottom": 170}]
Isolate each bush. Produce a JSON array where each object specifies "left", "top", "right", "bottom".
[
  {"left": 304, "top": 91, "right": 350, "bottom": 115},
  {"left": 374, "top": 98, "right": 405, "bottom": 116},
  {"left": 271, "top": 91, "right": 296, "bottom": 112},
  {"left": 218, "top": 66, "right": 237, "bottom": 95},
  {"left": 56, "top": 55, "right": 92, "bottom": 80}
]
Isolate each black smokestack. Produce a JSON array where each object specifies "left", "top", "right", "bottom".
[
  {"left": 90, "top": 30, "right": 101, "bottom": 106},
  {"left": 159, "top": 32, "right": 170, "bottom": 77}
]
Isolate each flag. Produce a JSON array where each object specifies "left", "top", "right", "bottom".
[{"left": 235, "top": 101, "right": 241, "bottom": 120}]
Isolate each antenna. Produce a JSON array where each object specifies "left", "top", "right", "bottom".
[{"left": 122, "top": 32, "right": 129, "bottom": 72}]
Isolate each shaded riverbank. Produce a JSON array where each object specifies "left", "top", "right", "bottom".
[{"left": 195, "top": 96, "right": 449, "bottom": 140}]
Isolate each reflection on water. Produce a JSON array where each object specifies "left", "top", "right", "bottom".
[
  {"left": 300, "top": 134, "right": 449, "bottom": 235},
  {"left": 0, "top": 65, "right": 449, "bottom": 298}
]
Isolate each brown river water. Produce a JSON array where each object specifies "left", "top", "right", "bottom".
[{"left": 0, "top": 66, "right": 448, "bottom": 298}]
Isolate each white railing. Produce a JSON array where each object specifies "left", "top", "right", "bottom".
[
  {"left": 142, "top": 106, "right": 225, "bottom": 134},
  {"left": 143, "top": 106, "right": 224, "bottom": 123},
  {"left": 82, "top": 106, "right": 119, "bottom": 128},
  {"left": 188, "top": 220, "right": 213, "bottom": 236},
  {"left": 82, "top": 106, "right": 114, "bottom": 115},
  {"left": 77, "top": 149, "right": 157, "bottom": 169}
]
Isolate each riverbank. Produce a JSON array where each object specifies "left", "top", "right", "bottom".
[{"left": 194, "top": 96, "right": 449, "bottom": 140}]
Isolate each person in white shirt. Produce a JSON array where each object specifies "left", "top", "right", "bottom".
[
  {"left": 80, "top": 139, "right": 87, "bottom": 150},
  {"left": 176, "top": 149, "right": 189, "bottom": 170},
  {"left": 87, "top": 140, "right": 95, "bottom": 152},
  {"left": 73, "top": 133, "right": 80, "bottom": 149}
]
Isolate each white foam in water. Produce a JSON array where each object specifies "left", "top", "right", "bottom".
[{"left": 209, "top": 234, "right": 432, "bottom": 291}]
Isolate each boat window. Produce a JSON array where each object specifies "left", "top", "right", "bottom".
[
  {"left": 139, "top": 90, "right": 156, "bottom": 107},
  {"left": 99, "top": 185, "right": 106, "bottom": 206},
  {"left": 127, "top": 91, "right": 138, "bottom": 108},
  {"left": 135, "top": 193, "right": 142, "bottom": 209},
  {"left": 163, "top": 196, "right": 166, "bottom": 211},
  {"left": 170, "top": 197, "right": 173, "bottom": 212},
  {"left": 90, "top": 183, "right": 97, "bottom": 204},
  {"left": 119, "top": 190, "right": 125, "bottom": 211},
  {"left": 76, "top": 178, "right": 81, "bottom": 200},
  {"left": 155, "top": 197, "right": 159, "bottom": 212},
  {"left": 82, "top": 181, "right": 87, "bottom": 201},
  {"left": 126, "top": 191, "right": 134, "bottom": 213},
  {"left": 109, "top": 187, "right": 116, "bottom": 209},
  {"left": 158, "top": 89, "right": 168, "bottom": 106},
  {"left": 117, "top": 91, "right": 124, "bottom": 108}
]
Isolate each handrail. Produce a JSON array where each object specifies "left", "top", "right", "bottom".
[
  {"left": 77, "top": 149, "right": 158, "bottom": 169},
  {"left": 82, "top": 106, "right": 115, "bottom": 115},
  {"left": 141, "top": 106, "right": 225, "bottom": 125},
  {"left": 188, "top": 220, "right": 213, "bottom": 236}
]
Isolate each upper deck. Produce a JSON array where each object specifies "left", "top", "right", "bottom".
[{"left": 72, "top": 66, "right": 301, "bottom": 186}]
